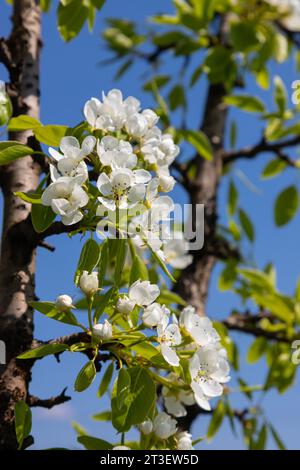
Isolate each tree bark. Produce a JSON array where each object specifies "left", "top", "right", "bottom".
[
  {"left": 0, "top": 0, "right": 41, "bottom": 449},
  {"left": 176, "top": 83, "right": 228, "bottom": 315}
]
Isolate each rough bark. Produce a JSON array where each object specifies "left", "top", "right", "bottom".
[
  {"left": 176, "top": 83, "right": 228, "bottom": 315},
  {"left": 0, "top": 0, "right": 41, "bottom": 449}
]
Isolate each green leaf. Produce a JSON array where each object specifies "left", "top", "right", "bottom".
[
  {"left": 227, "top": 179, "right": 238, "bottom": 217},
  {"left": 8, "top": 115, "right": 41, "bottom": 131},
  {"left": 15, "top": 191, "right": 42, "bottom": 204},
  {"left": 90, "top": 0, "right": 105, "bottom": 8},
  {"left": 238, "top": 208, "right": 255, "bottom": 242},
  {"left": 57, "top": 0, "right": 89, "bottom": 41},
  {"left": 77, "top": 435, "right": 112, "bottom": 450},
  {"left": 15, "top": 401, "right": 32, "bottom": 449},
  {"left": 130, "top": 254, "right": 148, "bottom": 284},
  {"left": 92, "top": 411, "right": 111, "bottom": 421},
  {"left": 247, "top": 337, "right": 268, "bottom": 364},
  {"left": 30, "top": 300, "right": 79, "bottom": 326},
  {"left": 168, "top": 84, "right": 186, "bottom": 111},
  {"left": 261, "top": 158, "right": 287, "bottom": 179},
  {"left": 274, "top": 76, "right": 287, "bottom": 115},
  {"left": 143, "top": 75, "right": 170, "bottom": 92},
  {"left": 224, "top": 95, "right": 265, "bottom": 113},
  {"left": 40, "top": 0, "right": 52, "bottom": 12},
  {"left": 98, "top": 361, "right": 114, "bottom": 398},
  {"left": 180, "top": 129, "right": 213, "bottom": 161},
  {"left": 207, "top": 400, "right": 225, "bottom": 440},
  {"left": 190, "top": 64, "right": 203, "bottom": 87},
  {"left": 230, "top": 22, "right": 259, "bottom": 52},
  {"left": 230, "top": 120, "right": 237, "bottom": 148},
  {"left": 0, "top": 141, "right": 34, "bottom": 166},
  {"left": 94, "top": 287, "right": 116, "bottom": 322},
  {"left": 34, "top": 125, "right": 68, "bottom": 146},
  {"left": 18, "top": 343, "right": 69, "bottom": 359},
  {"left": 204, "top": 47, "right": 237, "bottom": 86},
  {"left": 111, "top": 367, "right": 156, "bottom": 432},
  {"left": 269, "top": 423, "right": 286, "bottom": 450},
  {"left": 228, "top": 219, "right": 240, "bottom": 241},
  {"left": 31, "top": 204, "right": 56, "bottom": 233},
  {"left": 255, "top": 423, "right": 268, "bottom": 450},
  {"left": 98, "top": 239, "right": 109, "bottom": 288},
  {"left": 156, "top": 289, "right": 187, "bottom": 307},
  {"left": 75, "top": 239, "right": 100, "bottom": 285},
  {"left": 114, "top": 239, "right": 127, "bottom": 287},
  {"left": 74, "top": 360, "right": 96, "bottom": 392},
  {"left": 274, "top": 186, "right": 299, "bottom": 227}
]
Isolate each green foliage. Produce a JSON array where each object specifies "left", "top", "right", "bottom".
[
  {"left": 98, "top": 362, "right": 114, "bottom": 398},
  {"left": 31, "top": 204, "right": 56, "bottom": 233},
  {"left": 75, "top": 239, "right": 101, "bottom": 285},
  {"left": 30, "top": 300, "right": 79, "bottom": 326},
  {"left": 74, "top": 360, "right": 96, "bottom": 392},
  {"left": 15, "top": 401, "right": 32, "bottom": 450},
  {"left": 179, "top": 129, "right": 213, "bottom": 161},
  {"left": 0, "top": 141, "right": 34, "bottom": 166},
  {"left": 78, "top": 435, "right": 112, "bottom": 450},
  {"left": 274, "top": 186, "right": 299, "bottom": 227},
  {"left": 18, "top": 343, "right": 69, "bottom": 359}
]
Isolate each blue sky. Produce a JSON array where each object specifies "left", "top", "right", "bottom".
[{"left": 1, "top": 0, "right": 300, "bottom": 450}]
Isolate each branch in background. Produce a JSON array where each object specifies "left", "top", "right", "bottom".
[
  {"left": 223, "top": 311, "right": 297, "bottom": 343},
  {"left": 28, "top": 387, "right": 71, "bottom": 409},
  {"left": 223, "top": 135, "right": 300, "bottom": 165}
]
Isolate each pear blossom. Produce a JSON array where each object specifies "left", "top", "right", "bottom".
[
  {"left": 129, "top": 280, "right": 160, "bottom": 307},
  {"left": 55, "top": 294, "right": 74, "bottom": 311},
  {"left": 97, "top": 169, "right": 151, "bottom": 211},
  {"left": 142, "top": 303, "right": 170, "bottom": 327},
  {"left": 125, "top": 112, "right": 148, "bottom": 137},
  {"left": 41, "top": 175, "right": 89, "bottom": 225},
  {"left": 142, "top": 109, "right": 159, "bottom": 128},
  {"left": 79, "top": 271, "right": 99, "bottom": 296},
  {"left": 162, "top": 377, "right": 195, "bottom": 417},
  {"left": 162, "top": 234, "right": 192, "bottom": 269},
  {"left": 141, "top": 127, "right": 179, "bottom": 168},
  {"left": 158, "top": 169, "right": 176, "bottom": 193},
  {"left": 177, "top": 432, "right": 194, "bottom": 450},
  {"left": 157, "top": 316, "right": 182, "bottom": 367},
  {"left": 189, "top": 344, "right": 230, "bottom": 410},
  {"left": 49, "top": 135, "right": 95, "bottom": 181},
  {"left": 153, "top": 412, "right": 177, "bottom": 440},
  {"left": 116, "top": 295, "right": 135, "bottom": 315},
  {"left": 179, "top": 306, "right": 220, "bottom": 346},
  {"left": 139, "top": 420, "right": 153, "bottom": 435},
  {"left": 97, "top": 136, "right": 137, "bottom": 170},
  {"left": 93, "top": 320, "right": 112, "bottom": 339}
]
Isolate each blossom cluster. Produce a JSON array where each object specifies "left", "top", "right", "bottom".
[{"left": 41, "top": 89, "right": 190, "bottom": 269}]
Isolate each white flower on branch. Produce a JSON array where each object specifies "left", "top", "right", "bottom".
[
  {"left": 79, "top": 271, "right": 99, "bottom": 296},
  {"left": 153, "top": 412, "right": 177, "bottom": 440},
  {"left": 97, "top": 136, "right": 137, "bottom": 170},
  {"left": 157, "top": 316, "right": 182, "bottom": 367},
  {"left": 177, "top": 431, "right": 194, "bottom": 450},
  {"left": 142, "top": 303, "right": 170, "bottom": 328},
  {"left": 179, "top": 306, "right": 220, "bottom": 346},
  {"left": 93, "top": 320, "right": 113, "bottom": 339},
  {"left": 41, "top": 175, "right": 89, "bottom": 225},
  {"left": 55, "top": 294, "right": 74, "bottom": 311}
]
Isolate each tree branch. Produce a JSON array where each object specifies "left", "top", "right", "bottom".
[
  {"left": 223, "top": 135, "right": 300, "bottom": 165},
  {"left": 28, "top": 387, "right": 71, "bottom": 409}
]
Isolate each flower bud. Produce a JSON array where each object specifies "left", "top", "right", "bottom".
[
  {"left": 139, "top": 420, "right": 153, "bottom": 435},
  {"left": 158, "top": 173, "right": 176, "bottom": 192},
  {"left": 55, "top": 294, "right": 74, "bottom": 311},
  {"left": 177, "top": 431, "right": 194, "bottom": 450},
  {"left": 153, "top": 412, "right": 177, "bottom": 440},
  {"left": 117, "top": 296, "right": 135, "bottom": 315},
  {"left": 79, "top": 271, "right": 99, "bottom": 295},
  {"left": 142, "top": 303, "right": 169, "bottom": 327},
  {"left": 92, "top": 320, "right": 112, "bottom": 339}
]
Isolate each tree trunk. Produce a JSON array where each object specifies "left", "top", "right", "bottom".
[
  {"left": 176, "top": 83, "right": 228, "bottom": 315},
  {"left": 0, "top": 0, "right": 41, "bottom": 449}
]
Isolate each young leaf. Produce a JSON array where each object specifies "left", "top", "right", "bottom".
[
  {"left": 0, "top": 141, "right": 34, "bottom": 166},
  {"left": 15, "top": 401, "right": 32, "bottom": 450},
  {"left": 130, "top": 254, "right": 149, "bottom": 284},
  {"left": 247, "top": 337, "right": 267, "bottom": 364},
  {"left": 74, "top": 360, "right": 96, "bottom": 392},
  {"left": 77, "top": 435, "right": 112, "bottom": 450},
  {"left": 274, "top": 186, "right": 299, "bottom": 227},
  {"left": 92, "top": 411, "right": 112, "bottom": 421},
  {"left": 180, "top": 129, "right": 213, "bottom": 161},
  {"left": 8, "top": 115, "right": 41, "bottom": 131},
  {"left": 227, "top": 179, "right": 238, "bottom": 217},
  {"left": 15, "top": 191, "right": 42, "bottom": 204},
  {"left": 30, "top": 301, "right": 79, "bottom": 326},
  {"left": 31, "top": 204, "right": 56, "bottom": 233},
  {"left": 238, "top": 208, "right": 255, "bottom": 242},
  {"left": 274, "top": 76, "right": 287, "bottom": 116},
  {"left": 224, "top": 95, "right": 265, "bottom": 113},
  {"left": 261, "top": 159, "right": 287, "bottom": 179},
  {"left": 269, "top": 423, "right": 286, "bottom": 450},
  {"left": 75, "top": 238, "right": 101, "bottom": 284},
  {"left": 57, "top": 0, "right": 89, "bottom": 42},
  {"left": 114, "top": 239, "right": 127, "bottom": 287},
  {"left": 98, "top": 239, "right": 109, "bottom": 287},
  {"left": 207, "top": 400, "right": 225, "bottom": 440},
  {"left": 34, "top": 125, "right": 68, "bottom": 146},
  {"left": 18, "top": 343, "right": 69, "bottom": 359},
  {"left": 98, "top": 361, "right": 114, "bottom": 398}
]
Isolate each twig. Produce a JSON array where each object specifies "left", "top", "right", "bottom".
[{"left": 28, "top": 387, "right": 71, "bottom": 409}]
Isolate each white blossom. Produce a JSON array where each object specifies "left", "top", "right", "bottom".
[
  {"left": 177, "top": 431, "right": 194, "bottom": 450},
  {"left": 116, "top": 295, "right": 135, "bottom": 315},
  {"left": 157, "top": 316, "right": 181, "bottom": 366},
  {"left": 41, "top": 175, "right": 89, "bottom": 225},
  {"left": 97, "top": 168, "right": 151, "bottom": 211},
  {"left": 79, "top": 271, "right": 99, "bottom": 296},
  {"left": 55, "top": 294, "right": 74, "bottom": 311},
  {"left": 126, "top": 112, "right": 148, "bottom": 137},
  {"left": 139, "top": 420, "right": 153, "bottom": 435},
  {"left": 141, "top": 127, "right": 179, "bottom": 168},
  {"left": 93, "top": 320, "right": 112, "bottom": 339},
  {"left": 142, "top": 109, "right": 159, "bottom": 128},
  {"left": 180, "top": 306, "right": 220, "bottom": 347},
  {"left": 162, "top": 233, "right": 192, "bottom": 269},
  {"left": 153, "top": 412, "right": 177, "bottom": 440},
  {"left": 189, "top": 344, "right": 230, "bottom": 411},
  {"left": 97, "top": 136, "right": 137, "bottom": 170},
  {"left": 142, "top": 303, "right": 170, "bottom": 328}
]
